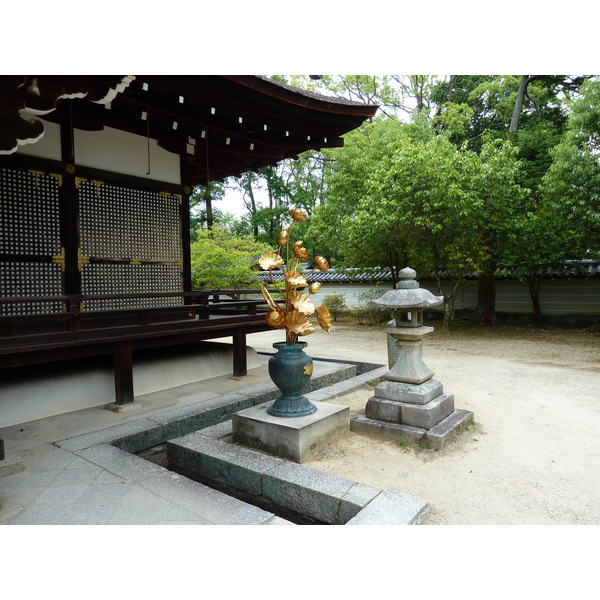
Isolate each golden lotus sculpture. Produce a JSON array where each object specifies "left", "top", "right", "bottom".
[{"left": 259, "top": 207, "right": 332, "bottom": 345}]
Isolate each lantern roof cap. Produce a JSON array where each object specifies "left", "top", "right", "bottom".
[{"left": 372, "top": 267, "right": 443, "bottom": 308}]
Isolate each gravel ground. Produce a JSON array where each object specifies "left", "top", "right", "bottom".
[{"left": 247, "top": 320, "right": 600, "bottom": 525}]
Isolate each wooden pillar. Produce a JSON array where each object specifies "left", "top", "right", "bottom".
[
  {"left": 232, "top": 329, "right": 247, "bottom": 377},
  {"left": 59, "top": 102, "right": 82, "bottom": 302},
  {"left": 180, "top": 148, "right": 193, "bottom": 298},
  {"left": 114, "top": 342, "right": 135, "bottom": 404}
]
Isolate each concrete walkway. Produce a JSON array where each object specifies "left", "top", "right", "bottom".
[
  {"left": 0, "top": 358, "right": 288, "bottom": 525},
  {"left": 0, "top": 352, "right": 398, "bottom": 525}
]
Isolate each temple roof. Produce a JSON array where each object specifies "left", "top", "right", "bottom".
[{"left": 0, "top": 75, "right": 379, "bottom": 185}]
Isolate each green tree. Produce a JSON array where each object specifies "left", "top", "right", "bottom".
[
  {"left": 541, "top": 77, "right": 600, "bottom": 258},
  {"left": 189, "top": 182, "right": 226, "bottom": 240},
  {"left": 190, "top": 226, "right": 272, "bottom": 289},
  {"left": 229, "top": 152, "right": 328, "bottom": 247},
  {"left": 288, "top": 74, "right": 444, "bottom": 119},
  {"left": 307, "top": 116, "right": 409, "bottom": 280},
  {"left": 311, "top": 115, "right": 530, "bottom": 328}
]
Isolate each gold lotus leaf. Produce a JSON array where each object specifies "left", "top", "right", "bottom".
[
  {"left": 277, "top": 230, "right": 289, "bottom": 246},
  {"left": 286, "top": 309, "right": 315, "bottom": 336},
  {"left": 266, "top": 307, "right": 286, "bottom": 329},
  {"left": 314, "top": 256, "right": 329, "bottom": 273},
  {"left": 317, "top": 305, "right": 332, "bottom": 333},
  {"left": 259, "top": 284, "right": 278, "bottom": 311},
  {"left": 293, "top": 240, "right": 309, "bottom": 260},
  {"left": 259, "top": 252, "right": 284, "bottom": 271},
  {"left": 285, "top": 270, "right": 307, "bottom": 287},
  {"left": 289, "top": 290, "right": 315, "bottom": 315},
  {"left": 308, "top": 282, "right": 321, "bottom": 294},
  {"left": 289, "top": 207, "right": 307, "bottom": 223}
]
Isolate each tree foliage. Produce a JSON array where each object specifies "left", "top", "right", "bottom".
[
  {"left": 190, "top": 226, "right": 272, "bottom": 289},
  {"left": 189, "top": 74, "right": 599, "bottom": 327},
  {"left": 541, "top": 77, "right": 600, "bottom": 256}
]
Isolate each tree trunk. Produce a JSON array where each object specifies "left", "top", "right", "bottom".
[
  {"left": 436, "top": 275, "right": 461, "bottom": 333},
  {"left": 510, "top": 75, "right": 530, "bottom": 133},
  {"left": 203, "top": 186, "right": 214, "bottom": 231},
  {"left": 244, "top": 181, "right": 259, "bottom": 237},
  {"left": 528, "top": 274, "right": 543, "bottom": 325},
  {"left": 477, "top": 273, "right": 496, "bottom": 326},
  {"left": 434, "top": 75, "right": 456, "bottom": 118}
]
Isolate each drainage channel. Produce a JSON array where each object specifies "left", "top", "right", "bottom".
[
  {"left": 121, "top": 359, "right": 429, "bottom": 525},
  {"left": 138, "top": 443, "right": 326, "bottom": 525}
]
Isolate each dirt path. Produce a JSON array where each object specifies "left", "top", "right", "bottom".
[{"left": 247, "top": 321, "right": 600, "bottom": 524}]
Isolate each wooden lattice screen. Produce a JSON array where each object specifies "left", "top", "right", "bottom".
[
  {"left": 1, "top": 166, "right": 184, "bottom": 316},
  {"left": 78, "top": 180, "right": 183, "bottom": 310},
  {"left": 0, "top": 167, "right": 63, "bottom": 315}
]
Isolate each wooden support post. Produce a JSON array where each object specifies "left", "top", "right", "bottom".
[
  {"left": 0, "top": 438, "right": 5, "bottom": 461},
  {"left": 114, "top": 342, "right": 135, "bottom": 405},
  {"left": 232, "top": 329, "right": 247, "bottom": 377}
]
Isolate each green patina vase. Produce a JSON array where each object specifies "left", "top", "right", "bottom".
[{"left": 267, "top": 341, "right": 316, "bottom": 417}]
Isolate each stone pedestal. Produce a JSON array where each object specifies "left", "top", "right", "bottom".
[
  {"left": 385, "top": 324, "right": 435, "bottom": 384},
  {"left": 351, "top": 378, "right": 473, "bottom": 450},
  {"left": 232, "top": 401, "right": 349, "bottom": 463}
]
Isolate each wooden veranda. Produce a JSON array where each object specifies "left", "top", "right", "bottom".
[{"left": 0, "top": 75, "right": 378, "bottom": 435}]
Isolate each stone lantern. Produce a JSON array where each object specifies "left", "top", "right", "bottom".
[
  {"left": 350, "top": 267, "right": 474, "bottom": 450},
  {"left": 374, "top": 267, "right": 443, "bottom": 384}
]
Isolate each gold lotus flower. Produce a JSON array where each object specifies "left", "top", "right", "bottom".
[
  {"left": 317, "top": 305, "right": 332, "bottom": 333},
  {"left": 308, "top": 282, "right": 321, "bottom": 294},
  {"left": 259, "top": 252, "right": 284, "bottom": 271},
  {"left": 289, "top": 290, "right": 315, "bottom": 315},
  {"left": 293, "top": 241, "right": 309, "bottom": 260},
  {"left": 285, "top": 270, "right": 307, "bottom": 287},
  {"left": 277, "top": 230, "right": 289, "bottom": 246},
  {"left": 289, "top": 207, "right": 307, "bottom": 223},
  {"left": 286, "top": 309, "right": 315, "bottom": 336},
  {"left": 260, "top": 284, "right": 278, "bottom": 311},
  {"left": 314, "top": 256, "right": 329, "bottom": 273},
  {"left": 266, "top": 307, "right": 286, "bottom": 329}
]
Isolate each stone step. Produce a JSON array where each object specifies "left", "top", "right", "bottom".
[
  {"left": 0, "top": 453, "right": 25, "bottom": 478},
  {"left": 350, "top": 414, "right": 427, "bottom": 444},
  {"left": 425, "top": 409, "right": 474, "bottom": 450}
]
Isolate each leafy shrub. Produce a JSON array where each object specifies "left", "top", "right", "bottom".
[
  {"left": 321, "top": 294, "right": 347, "bottom": 322},
  {"left": 351, "top": 289, "right": 390, "bottom": 326}
]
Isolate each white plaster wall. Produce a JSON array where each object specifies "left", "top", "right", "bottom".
[
  {"left": 310, "top": 283, "right": 393, "bottom": 308},
  {"left": 16, "top": 116, "right": 181, "bottom": 185},
  {"left": 74, "top": 126, "right": 181, "bottom": 184},
  {"left": 0, "top": 343, "right": 261, "bottom": 428},
  {"left": 310, "top": 279, "right": 600, "bottom": 315},
  {"left": 16, "top": 116, "right": 62, "bottom": 161}
]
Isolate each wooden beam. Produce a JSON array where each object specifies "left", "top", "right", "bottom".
[
  {"left": 114, "top": 342, "right": 134, "bottom": 405},
  {"left": 232, "top": 328, "right": 248, "bottom": 377}
]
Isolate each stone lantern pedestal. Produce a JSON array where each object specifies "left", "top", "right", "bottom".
[{"left": 350, "top": 268, "right": 473, "bottom": 450}]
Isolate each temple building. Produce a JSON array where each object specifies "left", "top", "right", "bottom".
[{"left": 0, "top": 75, "right": 378, "bottom": 437}]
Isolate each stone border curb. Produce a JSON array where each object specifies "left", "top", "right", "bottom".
[{"left": 168, "top": 425, "right": 429, "bottom": 525}]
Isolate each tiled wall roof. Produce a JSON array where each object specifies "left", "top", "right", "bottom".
[{"left": 255, "top": 261, "right": 600, "bottom": 284}]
